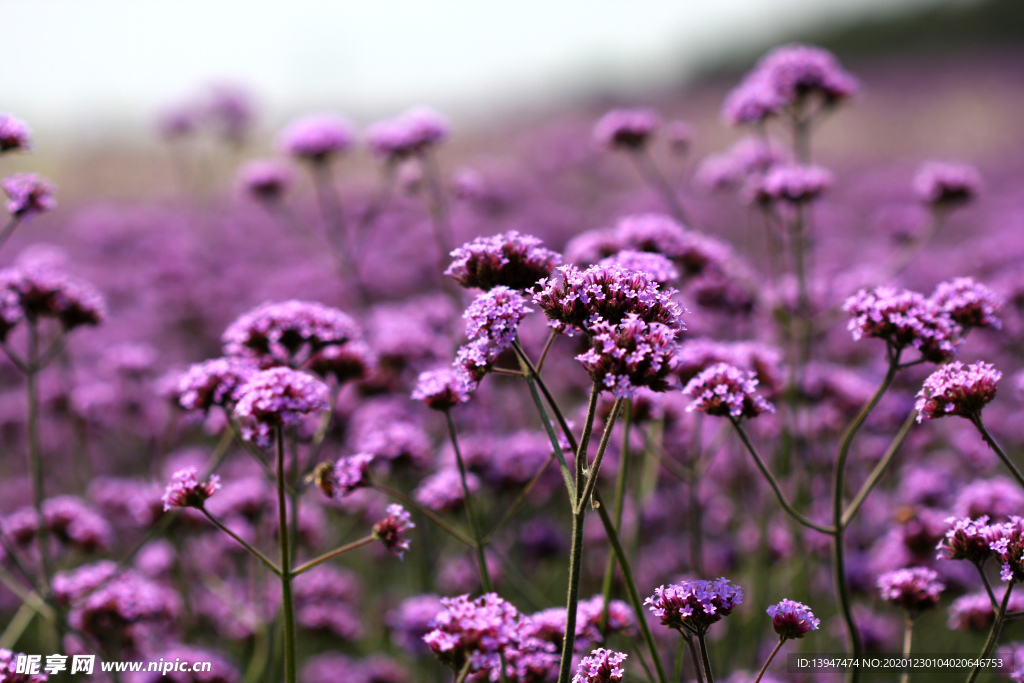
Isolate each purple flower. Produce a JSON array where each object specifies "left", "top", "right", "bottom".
[
  {"left": 746, "top": 163, "right": 833, "bottom": 204},
  {"left": 937, "top": 516, "right": 1000, "bottom": 564},
  {"left": 721, "top": 73, "right": 787, "bottom": 127},
  {"left": 366, "top": 107, "right": 449, "bottom": 160},
  {"left": 948, "top": 591, "right": 1024, "bottom": 631},
  {"left": 387, "top": 594, "right": 444, "bottom": 654},
  {"left": 598, "top": 250, "right": 678, "bottom": 285},
  {"left": 674, "top": 338, "right": 783, "bottom": 397},
  {"left": 237, "top": 159, "right": 293, "bottom": 203},
  {"left": 930, "top": 277, "right": 1002, "bottom": 330},
  {"left": 683, "top": 363, "right": 775, "bottom": 419},
  {"left": 372, "top": 504, "right": 415, "bottom": 559},
  {"left": 3, "top": 173, "right": 56, "bottom": 221},
  {"left": 695, "top": 136, "right": 791, "bottom": 191},
  {"left": 464, "top": 286, "right": 533, "bottom": 349},
  {"left": 175, "top": 357, "right": 258, "bottom": 413},
  {"left": 232, "top": 367, "right": 330, "bottom": 446},
  {"left": 319, "top": 453, "right": 375, "bottom": 499},
  {"left": 593, "top": 107, "right": 660, "bottom": 149},
  {"left": 766, "top": 599, "right": 820, "bottom": 639},
  {"left": 162, "top": 467, "right": 221, "bottom": 511},
  {"left": 572, "top": 648, "right": 627, "bottom": 683},
  {"left": 988, "top": 517, "right": 1024, "bottom": 582},
  {"left": 446, "top": 230, "right": 562, "bottom": 291},
  {"left": 915, "top": 361, "right": 1001, "bottom": 423},
  {"left": 279, "top": 114, "right": 355, "bottom": 163},
  {"left": 412, "top": 367, "right": 475, "bottom": 411},
  {"left": 913, "top": 161, "right": 981, "bottom": 207},
  {"left": 645, "top": 578, "right": 744, "bottom": 635},
  {"left": 0, "top": 649, "right": 48, "bottom": 682},
  {"left": 576, "top": 314, "right": 681, "bottom": 398},
  {"left": 843, "top": 286, "right": 962, "bottom": 363},
  {"left": 533, "top": 264, "right": 685, "bottom": 335},
  {"left": 877, "top": 567, "right": 945, "bottom": 615},
  {"left": 414, "top": 468, "right": 480, "bottom": 512},
  {"left": 222, "top": 299, "right": 361, "bottom": 367},
  {"left": 423, "top": 593, "right": 522, "bottom": 674},
  {"left": 0, "top": 264, "right": 105, "bottom": 338},
  {"left": 0, "top": 114, "right": 31, "bottom": 153}
]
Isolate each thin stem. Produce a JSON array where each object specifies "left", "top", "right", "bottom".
[
  {"left": 374, "top": 482, "right": 476, "bottom": 548},
  {"left": 291, "top": 535, "right": 375, "bottom": 576},
  {"left": 0, "top": 216, "right": 20, "bottom": 251},
  {"left": 696, "top": 633, "right": 714, "bottom": 683},
  {"left": 673, "top": 635, "right": 685, "bottom": 683},
  {"left": 536, "top": 329, "right": 558, "bottom": 373},
  {"left": 970, "top": 416, "right": 1024, "bottom": 490},
  {"left": 900, "top": 617, "right": 914, "bottom": 683},
  {"left": 967, "top": 582, "right": 1014, "bottom": 683},
  {"left": 978, "top": 562, "right": 998, "bottom": 610},
  {"left": 202, "top": 509, "right": 281, "bottom": 576},
  {"left": 276, "top": 427, "right": 298, "bottom": 683},
  {"left": 629, "top": 148, "right": 690, "bottom": 226},
  {"left": 25, "top": 323, "right": 53, "bottom": 598},
  {"left": 690, "top": 414, "right": 705, "bottom": 576},
  {"left": 753, "top": 638, "right": 785, "bottom": 683},
  {"left": 446, "top": 410, "right": 492, "bottom": 592},
  {"left": 454, "top": 659, "right": 472, "bottom": 683},
  {"left": 0, "top": 601, "right": 36, "bottom": 649},
  {"left": 576, "top": 398, "right": 623, "bottom": 515},
  {"left": 730, "top": 418, "right": 835, "bottom": 535},
  {"left": 685, "top": 634, "right": 704, "bottom": 683},
  {"left": 842, "top": 409, "right": 916, "bottom": 527},
  {"left": 599, "top": 400, "right": 632, "bottom": 634}
]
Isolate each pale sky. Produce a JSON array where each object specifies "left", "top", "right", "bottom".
[{"left": 1, "top": 0, "right": 943, "bottom": 136}]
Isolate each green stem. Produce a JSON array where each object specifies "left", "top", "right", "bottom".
[
  {"left": 697, "top": 633, "right": 714, "bottom": 683},
  {"left": 291, "top": 535, "right": 375, "bottom": 576},
  {"left": 684, "top": 634, "right": 704, "bottom": 683},
  {"left": 599, "top": 400, "right": 631, "bottom": 634},
  {"left": 0, "top": 216, "right": 20, "bottom": 252},
  {"left": 753, "top": 638, "right": 785, "bottom": 683},
  {"left": 842, "top": 409, "right": 916, "bottom": 526},
  {"left": 576, "top": 398, "right": 623, "bottom": 515},
  {"left": 970, "top": 416, "right": 1024, "bottom": 490},
  {"left": 978, "top": 562, "right": 998, "bottom": 610},
  {"left": 202, "top": 509, "right": 281, "bottom": 575},
  {"left": 445, "top": 410, "right": 492, "bottom": 592},
  {"left": 25, "top": 322, "right": 52, "bottom": 596},
  {"left": 967, "top": 582, "right": 1013, "bottom": 683},
  {"left": 276, "top": 426, "right": 297, "bottom": 683}
]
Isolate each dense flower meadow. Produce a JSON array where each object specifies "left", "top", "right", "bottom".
[{"left": 1, "top": 43, "right": 1024, "bottom": 683}]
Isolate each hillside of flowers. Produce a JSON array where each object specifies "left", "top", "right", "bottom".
[{"left": 1, "top": 43, "right": 1024, "bottom": 683}]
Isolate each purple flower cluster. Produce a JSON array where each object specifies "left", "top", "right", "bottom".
[
  {"left": 988, "top": 517, "right": 1024, "bottom": 583},
  {"left": 411, "top": 367, "right": 475, "bottom": 411},
  {"left": 877, "top": 567, "right": 945, "bottom": 615},
  {"left": 232, "top": 367, "right": 330, "bottom": 446},
  {"left": 175, "top": 357, "right": 257, "bottom": 413},
  {"left": 237, "top": 159, "right": 293, "bottom": 203},
  {"left": 948, "top": 591, "right": 1024, "bottom": 631},
  {"left": 279, "top": 114, "right": 355, "bottom": 163},
  {"left": 683, "top": 363, "right": 775, "bottom": 419},
  {"left": 593, "top": 107, "right": 660, "bottom": 149},
  {"left": 162, "top": 467, "right": 221, "bottom": 511},
  {"left": 0, "top": 649, "right": 48, "bottom": 683},
  {"left": 913, "top": 161, "right": 981, "bottom": 207},
  {"left": 372, "top": 504, "right": 415, "bottom": 560},
  {"left": 937, "top": 515, "right": 1000, "bottom": 564},
  {"left": 915, "top": 361, "right": 1001, "bottom": 422},
  {"left": 766, "top": 599, "right": 820, "bottom": 639},
  {"left": 645, "top": 578, "right": 744, "bottom": 635},
  {"left": 319, "top": 453, "right": 375, "bottom": 499},
  {"left": 572, "top": 648, "right": 627, "bottom": 683},
  {"left": 598, "top": 250, "right": 678, "bottom": 285},
  {"left": 445, "top": 230, "right": 562, "bottom": 291},
  {"left": 843, "top": 286, "right": 963, "bottom": 363},
  {"left": 931, "top": 277, "right": 1002, "bottom": 330},
  {"left": 576, "top": 314, "right": 680, "bottom": 398},
  {"left": 695, "top": 136, "right": 791, "bottom": 191},
  {"left": 423, "top": 593, "right": 522, "bottom": 673},
  {"left": 746, "top": 163, "right": 833, "bottom": 204},
  {"left": 464, "top": 286, "right": 533, "bottom": 350},
  {"left": 3, "top": 173, "right": 55, "bottom": 221},
  {"left": 366, "top": 107, "right": 449, "bottom": 160},
  {"left": 0, "top": 264, "right": 105, "bottom": 338},
  {"left": 0, "top": 114, "right": 31, "bottom": 153},
  {"left": 414, "top": 468, "right": 479, "bottom": 512}
]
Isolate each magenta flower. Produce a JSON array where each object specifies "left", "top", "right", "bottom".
[
  {"left": 162, "top": 467, "right": 221, "bottom": 511},
  {"left": 372, "top": 504, "right": 415, "bottom": 560},
  {"left": 0, "top": 265, "right": 105, "bottom": 338},
  {"left": 237, "top": 159, "right": 293, "bottom": 203},
  {"left": 320, "top": 453, "right": 375, "bottom": 499},
  {"left": 593, "top": 108, "right": 660, "bottom": 149},
  {"left": 766, "top": 599, "right": 820, "bottom": 639},
  {"left": 930, "top": 277, "right": 1002, "bottom": 330},
  {"left": 232, "top": 367, "right": 330, "bottom": 446},
  {"left": 464, "top": 286, "right": 533, "bottom": 350},
  {"left": 412, "top": 367, "right": 475, "bottom": 411},
  {"left": 913, "top": 161, "right": 981, "bottom": 207},
  {"left": 937, "top": 515, "right": 999, "bottom": 564},
  {"left": 683, "top": 363, "right": 775, "bottom": 419},
  {"left": 446, "top": 230, "right": 562, "bottom": 291},
  {"left": 877, "top": 567, "right": 945, "bottom": 615},
  {"left": 423, "top": 593, "right": 522, "bottom": 674},
  {"left": 279, "top": 114, "right": 355, "bottom": 163},
  {"left": 843, "top": 286, "right": 962, "bottom": 363},
  {"left": 0, "top": 114, "right": 31, "bottom": 153},
  {"left": 747, "top": 163, "right": 833, "bottom": 204},
  {"left": 175, "top": 357, "right": 258, "bottom": 413},
  {"left": 0, "top": 649, "right": 48, "bottom": 683},
  {"left": 576, "top": 314, "right": 681, "bottom": 398},
  {"left": 366, "top": 106, "right": 450, "bottom": 160},
  {"left": 3, "top": 173, "right": 56, "bottom": 221},
  {"left": 645, "top": 578, "right": 744, "bottom": 635},
  {"left": 572, "top": 648, "right": 627, "bottom": 683},
  {"left": 915, "top": 361, "right": 1001, "bottom": 423},
  {"left": 987, "top": 517, "right": 1024, "bottom": 582},
  {"left": 414, "top": 468, "right": 480, "bottom": 512},
  {"left": 598, "top": 250, "right": 678, "bottom": 285},
  {"left": 222, "top": 299, "right": 361, "bottom": 367}
]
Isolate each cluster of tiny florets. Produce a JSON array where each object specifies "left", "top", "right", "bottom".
[
  {"left": 598, "top": 250, "right": 678, "bottom": 285},
  {"left": 572, "top": 648, "right": 627, "bottom": 683},
  {"left": 162, "top": 467, "right": 221, "bottom": 511},
  {"left": 877, "top": 567, "right": 945, "bottom": 615},
  {"left": 222, "top": 299, "right": 362, "bottom": 367},
  {"left": 915, "top": 361, "right": 1001, "bottom": 423},
  {"left": 0, "top": 114, "right": 31, "bottom": 153},
  {"left": 365, "top": 107, "right": 449, "bottom": 160},
  {"left": 987, "top": 517, "right": 1024, "bottom": 583},
  {"left": 411, "top": 367, "right": 475, "bottom": 411},
  {"left": 463, "top": 286, "right": 533, "bottom": 350},
  {"left": 3, "top": 173, "right": 56, "bottom": 221},
  {"left": 593, "top": 108, "right": 661, "bottom": 149},
  {"left": 175, "top": 356, "right": 258, "bottom": 413},
  {"left": 645, "top": 578, "right": 744, "bottom": 635},
  {"left": 766, "top": 599, "right": 820, "bottom": 639},
  {"left": 279, "top": 114, "right": 355, "bottom": 163},
  {"left": 931, "top": 277, "right": 1002, "bottom": 330},
  {"left": 320, "top": 453, "right": 375, "bottom": 499},
  {"left": 423, "top": 593, "right": 522, "bottom": 674},
  {"left": 843, "top": 286, "right": 962, "bottom": 363},
  {"left": 0, "top": 264, "right": 106, "bottom": 339},
  {"left": 913, "top": 161, "right": 981, "bottom": 207},
  {"left": 576, "top": 314, "right": 680, "bottom": 398},
  {"left": 683, "top": 363, "right": 775, "bottom": 419},
  {"left": 446, "top": 231, "right": 562, "bottom": 291},
  {"left": 232, "top": 367, "right": 330, "bottom": 446},
  {"left": 937, "top": 515, "right": 1001, "bottom": 564},
  {"left": 372, "top": 504, "right": 415, "bottom": 560},
  {"left": 746, "top": 163, "right": 833, "bottom": 204}
]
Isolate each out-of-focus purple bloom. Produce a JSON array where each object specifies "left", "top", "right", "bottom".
[
  {"left": 2, "top": 496, "right": 114, "bottom": 554},
  {"left": 347, "top": 399, "right": 432, "bottom": 469},
  {"left": 722, "top": 73, "right": 787, "bottom": 127},
  {"left": 666, "top": 120, "right": 694, "bottom": 154},
  {"left": 913, "top": 161, "right": 981, "bottom": 207},
  {"left": 222, "top": 299, "right": 361, "bottom": 367},
  {"left": 766, "top": 599, "right": 820, "bottom": 639},
  {"left": 446, "top": 230, "right": 562, "bottom": 291},
  {"left": 674, "top": 338, "right": 784, "bottom": 397},
  {"left": 572, "top": 648, "right": 627, "bottom": 683},
  {"left": 423, "top": 593, "right": 522, "bottom": 674},
  {"left": 683, "top": 363, "right": 775, "bottom": 419},
  {"left": 454, "top": 337, "right": 501, "bottom": 383},
  {"left": 279, "top": 114, "right": 355, "bottom": 163},
  {"left": 695, "top": 137, "right": 791, "bottom": 191},
  {"left": 237, "top": 159, "right": 293, "bottom": 204},
  {"left": 387, "top": 594, "right": 444, "bottom": 655},
  {"left": 948, "top": 591, "right": 1024, "bottom": 631},
  {"left": 0, "top": 649, "right": 48, "bottom": 682},
  {"left": 306, "top": 340, "right": 375, "bottom": 383},
  {"left": 930, "top": 277, "right": 1002, "bottom": 330},
  {"left": 176, "top": 357, "right": 258, "bottom": 413},
  {"left": 292, "top": 566, "right": 363, "bottom": 640},
  {"left": 3, "top": 173, "right": 56, "bottom": 221},
  {"left": 746, "top": 163, "right": 833, "bottom": 204},
  {"left": 157, "top": 103, "right": 201, "bottom": 140},
  {"left": 843, "top": 286, "right": 962, "bottom": 363},
  {"left": 915, "top": 361, "right": 1001, "bottom": 423},
  {"left": 366, "top": 107, "right": 450, "bottom": 160},
  {"left": 576, "top": 314, "right": 681, "bottom": 398},
  {"left": 598, "top": 250, "right": 678, "bottom": 285},
  {"left": 877, "top": 567, "right": 945, "bottom": 615},
  {"left": 412, "top": 367, "right": 475, "bottom": 411},
  {"left": 953, "top": 478, "right": 1024, "bottom": 522},
  {"left": 0, "top": 264, "right": 105, "bottom": 337},
  {"left": 414, "top": 468, "right": 479, "bottom": 512},
  {"left": 988, "top": 517, "right": 1024, "bottom": 582},
  {"left": 645, "top": 578, "right": 744, "bottom": 635},
  {"left": 124, "top": 644, "right": 239, "bottom": 683},
  {"left": 232, "top": 367, "right": 330, "bottom": 446},
  {"left": 372, "top": 504, "right": 414, "bottom": 559},
  {"left": 319, "top": 453, "right": 375, "bottom": 499},
  {"left": 205, "top": 83, "right": 255, "bottom": 145},
  {"left": 0, "top": 114, "right": 31, "bottom": 153},
  {"left": 593, "top": 108, "right": 660, "bottom": 150},
  {"left": 162, "top": 467, "right": 221, "bottom": 511}
]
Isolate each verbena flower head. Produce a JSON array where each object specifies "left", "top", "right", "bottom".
[
  {"left": 0, "top": 649, "right": 48, "bottom": 682},
  {"left": 947, "top": 591, "right": 1024, "bottom": 631},
  {"left": 988, "top": 517, "right": 1024, "bottom": 582},
  {"left": 366, "top": 106, "right": 449, "bottom": 160},
  {"left": 645, "top": 578, "right": 744, "bottom": 636},
  {"left": 423, "top": 593, "right": 522, "bottom": 673},
  {"left": 373, "top": 504, "right": 415, "bottom": 560},
  {"left": 572, "top": 648, "right": 627, "bottom": 683},
  {"left": 414, "top": 468, "right": 480, "bottom": 512},
  {"left": 747, "top": 163, "right": 833, "bottom": 204},
  {"left": 464, "top": 286, "right": 533, "bottom": 349},
  {"left": 0, "top": 114, "right": 31, "bottom": 153},
  {"left": 598, "top": 250, "right": 678, "bottom": 285},
  {"left": 446, "top": 231, "right": 562, "bottom": 291},
  {"left": 915, "top": 361, "right": 1001, "bottom": 423},
  {"left": 232, "top": 367, "right": 330, "bottom": 446},
  {"left": 3, "top": 173, "right": 56, "bottom": 221},
  {"left": 222, "top": 299, "right": 361, "bottom": 367},
  {"left": 913, "top": 161, "right": 981, "bottom": 207},
  {"left": 412, "top": 367, "right": 475, "bottom": 411},
  {"left": 279, "top": 114, "right": 355, "bottom": 163},
  {"left": 843, "top": 286, "right": 962, "bottom": 363},
  {"left": 877, "top": 567, "right": 945, "bottom": 615},
  {"left": 576, "top": 314, "right": 680, "bottom": 398},
  {"left": 683, "top": 363, "right": 775, "bottom": 419},
  {"left": 162, "top": 467, "right": 221, "bottom": 511},
  {"left": 533, "top": 264, "right": 685, "bottom": 335},
  {"left": 937, "top": 515, "right": 998, "bottom": 564},
  {"left": 176, "top": 356, "right": 258, "bottom": 413},
  {"left": 766, "top": 599, "right": 820, "bottom": 639},
  {"left": 320, "top": 453, "right": 375, "bottom": 499},
  {"left": 930, "top": 277, "right": 1002, "bottom": 330},
  {"left": 593, "top": 108, "right": 660, "bottom": 149},
  {"left": 237, "top": 159, "right": 293, "bottom": 203},
  {"left": 0, "top": 265, "right": 105, "bottom": 339}
]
